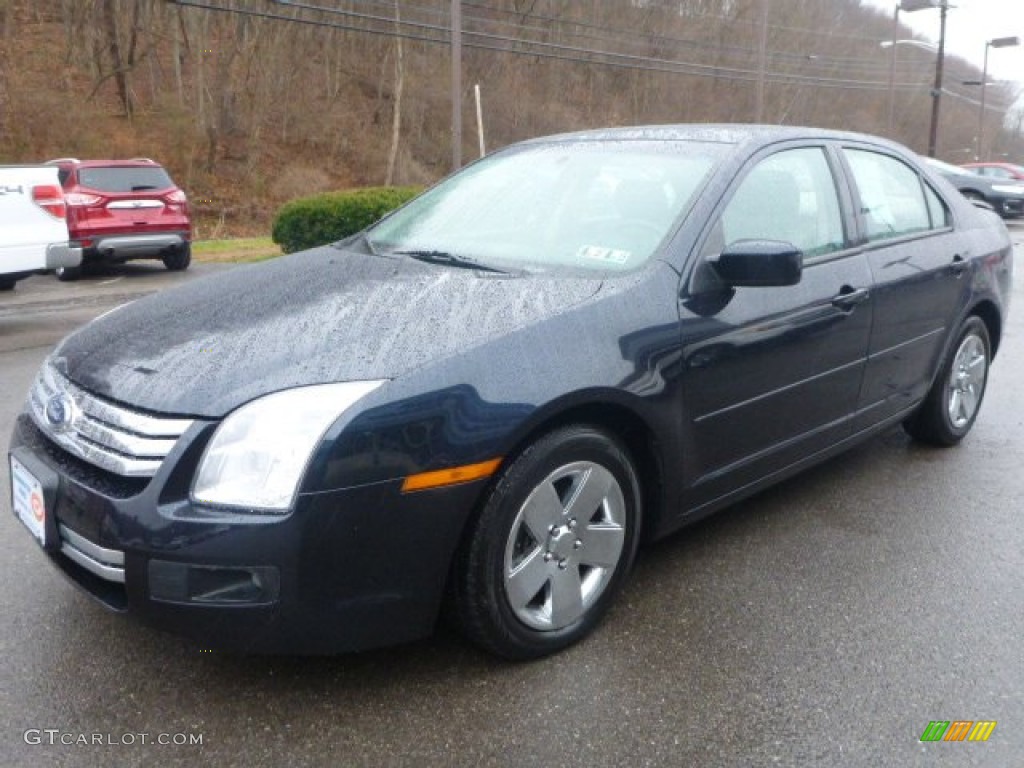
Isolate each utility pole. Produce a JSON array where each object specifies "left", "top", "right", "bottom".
[
  {"left": 926, "top": 1, "right": 947, "bottom": 158},
  {"left": 887, "top": 5, "right": 900, "bottom": 135},
  {"left": 754, "top": 0, "right": 768, "bottom": 123},
  {"left": 451, "top": 0, "right": 462, "bottom": 171}
]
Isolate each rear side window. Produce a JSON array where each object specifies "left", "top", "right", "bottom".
[
  {"left": 844, "top": 150, "right": 935, "bottom": 242},
  {"left": 76, "top": 167, "right": 174, "bottom": 193}
]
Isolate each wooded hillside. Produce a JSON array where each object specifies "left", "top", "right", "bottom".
[{"left": 1, "top": 0, "right": 1020, "bottom": 238}]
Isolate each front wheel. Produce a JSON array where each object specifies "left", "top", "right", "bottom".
[
  {"left": 0, "top": 278, "right": 15, "bottom": 291},
  {"left": 904, "top": 316, "right": 991, "bottom": 446},
  {"left": 453, "top": 425, "right": 641, "bottom": 659}
]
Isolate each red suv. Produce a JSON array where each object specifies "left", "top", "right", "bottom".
[{"left": 46, "top": 158, "right": 192, "bottom": 280}]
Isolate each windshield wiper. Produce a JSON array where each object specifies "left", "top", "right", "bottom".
[{"left": 396, "top": 249, "right": 508, "bottom": 274}]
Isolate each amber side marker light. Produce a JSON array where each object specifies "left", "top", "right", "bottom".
[{"left": 401, "top": 458, "right": 503, "bottom": 493}]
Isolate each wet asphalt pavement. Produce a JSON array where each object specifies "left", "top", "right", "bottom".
[{"left": 1, "top": 238, "right": 1022, "bottom": 767}]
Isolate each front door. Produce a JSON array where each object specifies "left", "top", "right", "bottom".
[{"left": 679, "top": 144, "right": 874, "bottom": 512}]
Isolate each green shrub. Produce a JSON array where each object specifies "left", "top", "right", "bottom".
[{"left": 271, "top": 185, "right": 422, "bottom": 253}]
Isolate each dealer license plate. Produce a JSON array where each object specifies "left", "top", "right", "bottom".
[{"left": 10, "top": 455, "right": 47, "bottom": 548}]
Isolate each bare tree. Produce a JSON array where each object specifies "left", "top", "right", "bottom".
[
  {"left": 99, "top": 0, "right": 131, "bottom": 115},
  {"left": 0, "top": 0, "right": 10, "bottom": 146}
]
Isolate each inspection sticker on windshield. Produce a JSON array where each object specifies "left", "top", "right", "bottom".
[
  {"left": 10, "top": 456, "right": 47, "bottom": 547},
  {"left": 577, "top": 245, "right": 631, "bottom": 264}
]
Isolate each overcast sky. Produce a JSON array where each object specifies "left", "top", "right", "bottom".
[{"left": 860, "top": 0, "right": 1024, "bottom": 85}]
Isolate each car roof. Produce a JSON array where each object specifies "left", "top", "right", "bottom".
[{"left": 519, "top": 123, "right": 908, "bottom": 152}]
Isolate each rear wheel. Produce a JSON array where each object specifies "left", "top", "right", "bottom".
[
  {"left": 454, "top": 425, "right": 641, "bottom": 659},
  {"left": 163, "top": 243, "right": 191, "bottom": 271},
  {"left": 0, "top": 278, "right": 15, "bottom": 291},
  {"left": 55, "top": 265, "right": 82, "bottom": 282},
  {"left": 904, "top": 316, "right": 990, "bottom": 446}
]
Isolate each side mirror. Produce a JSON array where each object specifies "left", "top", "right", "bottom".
[{"left": 707, "top": 239, "right": 803, "bottom": 287}]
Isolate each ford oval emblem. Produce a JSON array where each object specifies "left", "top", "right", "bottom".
[{"left": 45, "top": 393, "right": 74, "bottom": 431}]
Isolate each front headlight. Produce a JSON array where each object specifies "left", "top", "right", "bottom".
[
  {"left": 991, "top": 184, "right": 1024, "bottom": 195},
  {"left": 191, "top": 381, "right": 386, "bottom": 512}
]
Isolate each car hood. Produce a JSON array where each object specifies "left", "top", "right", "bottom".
[{"left": 54, "top": 246, "right": 603, "bottom": 418}]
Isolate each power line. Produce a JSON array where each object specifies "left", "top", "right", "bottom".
[
  {"left": 344, "top": 0, "right": 947, "bottom": 79},
  {"left": 166, "top": 0, "right": 1002, "bottom": 98}
]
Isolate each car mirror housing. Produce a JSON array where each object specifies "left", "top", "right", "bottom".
[{"left": 707, "top": 239, "right": 803, "bottom": 287}]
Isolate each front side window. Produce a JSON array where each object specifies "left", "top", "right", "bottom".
[
  {"left": 846, "top": 150, "right": 932, "bottom": 241},
  {"left": 368, "top": 140, "right": 727, "bottom": 273},
  {"left": 718, "top": 147, "right": 845, "bottom": 258}
]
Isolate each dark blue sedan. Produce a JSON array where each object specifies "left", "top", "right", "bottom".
[{"left": 8, "top": 126, "right": 1013, "bottom": 659}]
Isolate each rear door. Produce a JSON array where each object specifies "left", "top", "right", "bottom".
[
  {"left": 679, "top": 143, "right": 874, "bottom": 510},
  {"left": 838, "top": 145, "right": 967, "bottom": 431}
]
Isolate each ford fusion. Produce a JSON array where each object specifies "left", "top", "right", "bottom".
[{"left": 9, "top": 126, "right": 1012, "bottom": 659}]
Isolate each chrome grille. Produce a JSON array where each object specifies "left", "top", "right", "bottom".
[{"left": 27, "top": 360, "right": 193, "bottom": 478}]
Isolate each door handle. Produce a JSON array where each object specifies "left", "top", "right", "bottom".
[
  {"left": 831, "top": 286, "right": 870, "bottom": 311},
  {"left": 951, "top": 254, "right": 969, "bottom": 276}
]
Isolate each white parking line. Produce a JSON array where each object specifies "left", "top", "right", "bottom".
[{"left": 97, "top": 278, "right": 124, "bottom": 286}]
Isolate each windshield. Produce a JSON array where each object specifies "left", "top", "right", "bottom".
[{"left": 368, "top": 140, "right": 726, "bottom": 273}]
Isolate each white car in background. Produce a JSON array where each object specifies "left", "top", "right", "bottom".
[{"left": 0, "top": 165, "right": 80, "bottom": 291}]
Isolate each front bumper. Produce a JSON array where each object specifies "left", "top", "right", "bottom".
[{"left": 9, "top": 413, "right": 484, "bottom": 654}]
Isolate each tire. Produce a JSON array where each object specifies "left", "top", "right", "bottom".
[
  {"left": 55, "top": 265, "right": 82, "bottom": 282},
  {"left": 162, "top": 243, "right": 191, "bottom": 271},
  {"left": 453, "top": 425, "right": 642, "bottom": 660},
  {"left": 904, "top": 316, "right": 990, "bottom": 446},
  {"left": 0, "top": 278, "right": 15, "bottom": 291}
]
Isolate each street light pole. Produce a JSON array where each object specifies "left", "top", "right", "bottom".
[
  {"left": 880, "top": 38, "right": 940, "bottom": 135},
  {"left": 977, "top": 42, "right": 991, "bottom": 160},
  {"left": 889, "top": 1, "right": 944, "bottom": 148},
  {"left": 976, "top": 37, "right": 1020, "bottom": 160}
]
